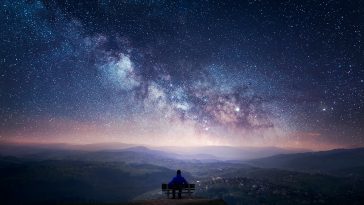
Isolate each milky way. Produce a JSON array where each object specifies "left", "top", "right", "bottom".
[{"left": 0, "top": 0, "right": 363, "bottom": 149}]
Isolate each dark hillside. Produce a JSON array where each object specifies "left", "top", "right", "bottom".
[{"left": 0, "top": 157, "right": 175, "bottom": 204}]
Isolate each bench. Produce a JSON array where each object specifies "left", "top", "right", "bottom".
[{"left": 161, "top": 183, "right": 195, "bottom": 198}]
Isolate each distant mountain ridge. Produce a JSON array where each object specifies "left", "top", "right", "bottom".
[
  {"left": 155, "top": 145, "right": 309, "bottom": 160},
  {"left": 249, "top": 147, "right": 364, "bottom": 176},
  {"left": 0, "top": 143, "right": 309, "bottom": 160}
]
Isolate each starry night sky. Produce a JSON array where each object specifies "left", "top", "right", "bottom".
[{"left": 0, "top": 0, "right": 363, "bottom": 150}]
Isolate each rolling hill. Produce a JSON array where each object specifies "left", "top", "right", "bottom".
[{"left": 248, "top": 147, "right": 364, "bottom": 177}]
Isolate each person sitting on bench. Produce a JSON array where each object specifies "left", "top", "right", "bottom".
[{"left": 168, "top": 170, "right": 188, "bottom": 199}]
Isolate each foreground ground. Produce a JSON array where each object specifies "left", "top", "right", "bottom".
[
  {"left": 126, "top": 199, "right": 227, "bottom": 205},
  {"left": 69, "top": 199, "right": 227, "bottom": 205}
]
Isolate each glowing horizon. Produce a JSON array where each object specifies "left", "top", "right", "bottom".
[{"left": 0, "top": 116, "right": 346, "bottom": 151}]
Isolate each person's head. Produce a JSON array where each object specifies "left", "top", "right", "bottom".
[{"left": 177, "top": 170, "right": 181, "bottom": 176}]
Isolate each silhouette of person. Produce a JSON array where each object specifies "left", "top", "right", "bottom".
[{"left": 168, "top": 170, "right": 188, "bottom": 199}]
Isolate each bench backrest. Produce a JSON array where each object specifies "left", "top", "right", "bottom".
[{"left": 161, "top": 183, "right": 195, "bottom": 190}]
